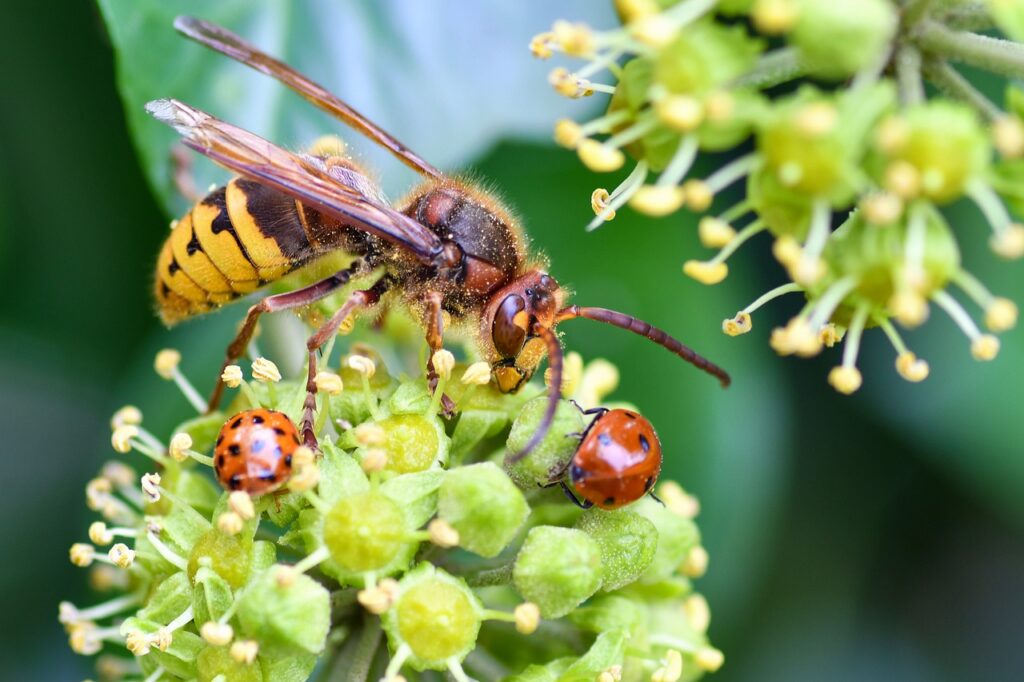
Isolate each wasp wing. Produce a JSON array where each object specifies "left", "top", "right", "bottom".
[
  {"left": 147, "top": 98, "right": 444, "bottom": 264},
  {"left": 173, "top": 16, "right": 442, "bottom": 179}
]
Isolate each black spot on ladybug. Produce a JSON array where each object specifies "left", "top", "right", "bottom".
[
  {"left": 292, "top": 435, "right": 301, "bottom": 445},
  {"left": 216, "top": 455, "right": 225, "bottom": 469},
  {"left": 229, "top": 474, "right": 243, "bottom": 490},
  {"left": 603, "top": 496, "right": 615, "bottom": 506},
  {"left": 228, "top": 444, "right": 241, "bottom": 456},
  {"left": 639, "top": 434, "right": 650, "bottom": 453},
  {"left": 250, "top": 439, "right": 265, "bottom": 454},
  {"left": 252, "top": 414, "right": 265, "bottom": 424},
  {"left": 624, "top": 411, "right": 637, "bottom": 419},
  {"left": 284, "top": 454, "right": 293, "bottom": 467},
  {"left": 230, "top": 417, "right": 243, "bottom": 430},
  {"left": 644, "top": 476, "right": 655, "bottom": 491},
  {"left": 598, "top": 433, "right": 612, "bottom": 447},
  {"left": 216, "top": 435, "right": 223, "bottom": 446},
  {"left": 274, "top": 427, "right": 286, "bottom": 436}
]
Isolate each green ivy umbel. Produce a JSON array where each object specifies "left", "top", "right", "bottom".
[
  {"left": 63, "top": 340, "right": 721, "bottom": 681},
  {"left": 537, "top": 0, "right": 1024, "bottom": 393}
]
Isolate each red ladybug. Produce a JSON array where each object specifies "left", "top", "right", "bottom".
[
  {"left": 552, "top": 408, "right": 663, "bottom": 510},
  {"left": 213, "top": 408, "right": 299, "bottom": 495}
]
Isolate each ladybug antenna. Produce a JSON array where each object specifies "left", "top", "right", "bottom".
[
  {"left": 555, "top": 305, "right": 731, "bottom": 388},
  {"left": 505, "top": 325, "right": 564, "bottom": 464}
]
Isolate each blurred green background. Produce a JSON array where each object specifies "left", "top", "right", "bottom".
[{"left": 3, "top": 1, "right": 1024, "bottom": 680}]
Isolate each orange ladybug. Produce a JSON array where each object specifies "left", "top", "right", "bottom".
[
  {"left": 213, "top": 408, "right": 299, "bottom": 495},
  {"left": 554, "top": 407, "right": 663, "bottom": 510}
]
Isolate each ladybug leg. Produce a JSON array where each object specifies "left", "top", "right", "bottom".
[
  {"left": 422, "top": 290, "right": 456, "bottom": 418},
  {"left": 559, "top": 482, "right": 592, "bottom": 509},
  {"left": 207, "top": 261, "right": 364, "bottom": 412},
  {"left": 647, "top": 490, "right": 665, "bottom": 507},
  {"left": 300, "top": 279, "right": 390, "bottom": 449},
  {"left": 569, "top": 400, "right": 609, "bottom": 418}
]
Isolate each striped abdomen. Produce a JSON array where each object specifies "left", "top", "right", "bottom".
[{"left": 156, "top": 178, "right": 317, "bottom": 324}]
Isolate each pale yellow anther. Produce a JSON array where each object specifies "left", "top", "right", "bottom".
[
  {"left": 141, "top": 472, "right": 161, "bottom": 502},
  {"left": 659, "top": 481, "right": 700, "bottom": 519},
  {"left": 795, "top": 101, "right": 838, "bottom": 137},
  {"left": 168, "top": 432, "right": 193, "bottom": 463},
  {"left": 889, "top": 290, "right": 930, "bottom": 328},
  {"left": 631, "top": 13, "right": 680, "bottom": 48},
  {"left": 699, "top": 217, "right": 736, "bottom": 248},
  {"left": 884, "top": 160, "right": 921, "bottom": 199},
  {"left": 357, "top": 578, "right": 400, "bottom": 614},
  {"left": 314, "top": 371, "right": 344, "bottom": 395},
  {"left": 309, "top": 134, "right": 346, "bottom": 158},
  {"left": 630, "top": 185, "right": 686, "bottom": 216},
  {"left": 529, "top": 32, "right": 555, "bottom": 59},
  {"left": 514, "top": 602, "right": 541, "bottom": 635},
  {"left": 681, "top": 545, "right": 709, "bottom": 578},
  {"left": 461, "top": 361, "right": 492, "bottom": 386},
  {"left": 591, "top": 188, "right": 616, "bottom": 220},
  {"left": 828, "top": 366, "right": 863, "bottom": 394},
  {"left": 705, "top": 90, "right": 735, "bottom": 122},
  {"left": 125, "top": 630, "right": 151, "bottom": 656},
  {"left": 251, "top": 357, "right": 281, "bottom": 383},
  {"left": 432, "top": 349, "right": 456, "bottom": 381},
  {"left": 683, "top": 180, "right": 714, "bottom": 213},
  {"left": 228, "top": 490, "right": 256, "bottom": 520},
  {"left": 217, "top": 511, "right": 244, "bottom": 536},
  {"left": 990, "top": 224, "right": 1024, "bottom": 259},
  {"left": 971, "top": 334, "right": 1000, "bottom": 361},
  {"left": 993, "top": 116, "right": 1024, "bottom": 158},
  {"left": 347, "top": 355, "right": 377, "bottom": 378},
  {"left": 89, "top": 522, "right": 113, "bottom": 546},
  {"left": 792, "top": 256, "right": 827, "bottom": 287},
  {"left": 861, "top": 192, "right": 903, "bottom": 226},
  {"left": 577, "top": 358, "right": 620, "bottom": 408},
  {"left": 70, "top": 543, "right": 96, "bottom": 567},
  {"left": 110, "top": 406, "right": 142, "bottom": 430},
  {"left": 684, "top": 594, "right": 711, "bottom": 633},
  {"left": 111, "top": 425, "right": 138, "bottom": 454},
  {"left": 896, "top": 352, "right": 930, "bottom": 382},
  {"left": 200, "top": 621, "right": 234, "bottom": 646},
  {"left": 292, "top": 445, "right": 316, "bottom": 468},
  {"left": 656, "top": 95, "right": 704, "bottom": 132},
  {"left": 651, "top": 649, "right": 684, "bottom": 682},
  {"left": 554, "top": 119, "right": 584, "bottom": 149},
  {"left": 427, "top": 518, "right": 460, "bottom": 548},
  {"left": 875, "top": 116, "right": 909, "bottom": 154},
  {"left": 361, "top": 448, "right": 388, "bottom": 473},
  {"left": 598, "top": 665, "right": 623, "bottom": 682},
  {"left": 85, "top": 478, "right": 112, "bottom": 511},
  {"left": 221, "top": 364, "right": 243, "bottom": 388},
  {"left": 552, "top": 20, "right": 595, "bottom": 56},
  {"left": 770, "top": 317, "right": 823, "bottom": 357},
  {"left": 772, "top": 235, "right": 802, "bottom": 269},
  {"left": 696, "top": 647, "right": 726, "bottom": 672},
  {"left": 68, "top": 622, "right": 101, "bottom": 655},
  {"left": 230, "top": 639, "right": 259, "bottom": 665},
  {"left": 752, "top": 0, "right": 799, "bottom": 34},
  {"left": 108, "top": 543, "right": 135, "bottom": 569},
  {"left": 354, "top": 423, "right": 386, "bottom": 447},
  {"left": 548, "top": 67, "right": 589, "bottom": 99},
  {"left": 720, "top": 311, "right": 752, "bottom": 338},
  {"left": 819, "top": 323, "right": 843, "bottom": 347},
  {"left": 288, "top": 463, "right": 320, "bottom": 493},
  {"left": 577, "top": 139, "right": 626, "bottom": 172},
  {"left": 545, "top": 351, "right": 583, "bottom": 395},
  {"left": 154, "top": 349, "right": 181, "bottom": 380},
  {"left": 985, "top": 297, "right": 1018, "bottom": 332},
  {"left": 89, "top": 564, "right": 126, "bottom": 592},
  {"left": 683, "top": 260, "right": 729, "bottom": 285},
  {"left": 615, "top": 0, "right": 659, "bottom": 22},
  {"left": 275, "top": 566, "right": 298, "bottom": 588},
  {"left": 103, "top": 461, "right": 136, "bottom": 487}
]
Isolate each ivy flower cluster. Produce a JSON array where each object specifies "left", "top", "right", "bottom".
[
  {"left": 63, "top": 340, "right": 722, "bottom": 681},
  {"left": 535, "top": 0, "right": 1024, "bottom": 393}
]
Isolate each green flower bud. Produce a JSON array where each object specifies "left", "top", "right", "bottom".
[
  {"left": 237, "top": 565, "right": 330, "bottom": 655},
  {"left": 173, "top": 410, "right": 226, "bottom": 454},
  {"left": 380, "top": 468, "right": 444, "bottom": 529},
  {"left": 188, "top": 529, "right": 253, "bottom": 590},
  {"left": 196, "top": 645, "right": 263, "bottom": 682},
  {"left": 791, "top": 0, "right": 897, "bottom": 79},
  {"left": 382, "top": 563, "right": 483, "bottom": 670},
  {"left": 311, "top": 440, "right": 370, "bottom": 508},
  {"left": 375, "top": 413, "right": 451, "bottom": 473},
  {"left": 438, "top": 462, "right": 530, "bottom": 557},
  {"left": 656, "top": 20, "right": 763, "bottom": 95},
  {"left": 258, "top": 653, "right": 318, "bottom": 682},
  {"left": 575, "top": 509, "right": 658, "bottom": 591},
  {"left": 569, "top": 594, "right": 647, "bottom": 636},
  {"left": 988, "top": 0, "right": 1024, "bottom": 41},
  {"left": 139, "top": 571, "right": 192, "bottom": 624},
  {"left": 513, "top": 526, "right": 603, "bottom": 618},
  {"left": 328, "top": 363, "right": 394, "bottom": 424},
  {"left": 505, "top": 397, "right": 585, "bottom": 488},
  {"left": 193, "top": 566, "right": 234, "bottom": 625},
  {"left": 322, "top": 490, "right": 414, "bottom": 573},
  {"left": 632, "top": 497, "right": 700, "bottom": 582}
]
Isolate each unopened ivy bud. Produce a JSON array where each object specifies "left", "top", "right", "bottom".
[
  {"left": 427, "top": 518, "right": 460, "bottom": 548},
  {"left": 682, "top": 260, "right": 728, "bottom": 285},
  {"left": 576, "top": 509, "right": 657, "bottom": 591},
  {"left": 985, "top": 297, "right": 1018, "bottom": 331},
  {"left": 514, "top": 602, "right": 541, "bottom": 635},
  {"left": 200, "top": 621, "right": 234, "bottom": 646},
  {"left": 314, "top": 371, "right": 343, "bottom": 395},
  {"left": 752, "top": 0, "right": 799, "bottom": 34},
  {"left": 230, "top": 639, "right": 259, "bottom": 664},
  {"left": 140, "top": 473, "right": 161, "bottom": 502},
  {"left": 251, "top": 357, "right": 281, "bottom": 383},
  {"left": 684, "top": 594, "right": 711, "bottom": 633},
  {"left": 324, "top": 490, "right": 410, "bottom": 572},
  {"left": 110, "top": 405, "right": 142, "bottom": 429},
  {"left": 578, "top": 139, "right": 626, "bottom": 172},
  {"left": 656, "top": 95, "right": 704, "bottom": 132},
  {"left": 506, "top": 398, "right": 585, "bottom": 487},
  {"left": 460, "top": 362, "right": 492, "bottom": 386},
  {"left": 828, "top": 366, "right": 863, "bottom": 394},
  {"left": 217, "top": 511, "right": 244, "bottom": 536},
  {"left": 696, "top": 647, "right": 726, "bottom": 672},
  {"left": 971, "top": 334, "right": 1000, "bottom": 361},
  {"left": 111, "top": 425, "right": 138, "bottom": 454},
  {"left": 722, "top": 312, "right": 752, "bottom": 337},
  {"left": 591, "top": 187, "right": 616, "bottom": 220},
  {"left": 896, "top": 352, "right": 930, "bottom": 382},
  {"left": 861, "top": 192, "right": 903, "bottom": 225},
  {"left": 154, "top": 349, "right": 181, "bottom": 380},
  {"left": 432, "top": 349, "right": 456, "bottom": 381},
  {"left": 890, "top": 290, "right": 930, "bottom": 327},
  {"left": 885, "top": 160, "right": 921, "bottom": 199},
  {"left": 631, "top": 185, "right": 686, "bottom": 216},
  {"left": 221, "top": 364, "right": 243, "bottom": 388},
  {"left": 681, "top": 544, "right": 709, "bottom": 578},
  {"left": 70, "top": 543, "right": 95, "bottom": 567},
  {"left": 168, "top": 432, "right": 192, "bottom": 462},
  {"left": 347, "top": 354, "right": 377, "bottom": 378},
  {"left": 439, "top": 462, "right": 529, "bottom": 557},
  {"left": 238, "top": 566, "right": 329, "bottom": 654},
  {"left": 993, "top": 116, "right": 1024, "bottom": 158},
  {"left": 990, "top": 225, "right": 1024, "bottom": 259},
  {"left": 554, "top": 119, "right": 583, "bottom": 148},
  {"left": 513, "top": 526, "right": 603, "bottom": 618},
  {"left": 683, "top": 180, "right": 713, "bottom": 212},
  {"left": 108, "top": 543, "right": 135, "bottom": 569},
  {"left": 652, "top": 649, "right": 684, "bottom": 682}
]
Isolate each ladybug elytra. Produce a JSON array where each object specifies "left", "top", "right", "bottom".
[{"left": 213, "top": 408, "right": 299, "bottom": 495}]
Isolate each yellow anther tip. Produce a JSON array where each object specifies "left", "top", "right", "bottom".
[
  {"left": 990, "top": 225, "right": 1024, "bottom": 259},
  {"left": 347, "top": 354, "right": 377, "bottom": 378},
  {"left": 722, "top": 312, "right": 752, "bottom": 337},
  {"left": 314, "top": 371, "right": 344, "bottom": 395},
  {"left": 111, "top": 425, "right": 138, "bottom": 454},
  {"left": 460, "top": 361, "right": 492, "bottom": 386},
  {"left": 514, "top": 602, "right": 541, "bottom": 635},
  {"left": 985, "top": 297, "right": 1018, "bottom": 332},
  {"left": 529, "top": 32, "right": 555, "bottom": 59},
  {"left": 683, "top": 180, "right": 714, "bottom": 213},
  {"left": 554, "top": 119, "right": 583, "bottom": 149},
  {"left": 884, "top": 160, "right": 921, "bottom": 199},
  {"left": 154, "top": 349, "right": 181, "bottom": 380},
  {"left": 699, "top": 217, "right": 736, "bottom": 248},
  {"left": 427, "top": 518, "right": 460, "bottom": 548},
  {"left": 221, "top": 364, "right": 243, "bottom": 388},
  {"left": 896, "top": 352, "right": 930, "bottom": 382},
  {"left": 772, "top": 236, "right": 802, "bottom": 268},
  {"left": 431, "top": 349, "right": 456, "bottom": 381},
  {"left": 200, "top": 621, "right": 234, "bottom": 647},
  {"left": 971, "top": 334, "right": 1000, "bottom": 361},
  {"left": 993, "top": 116, "right": 1024, "bottom": 158},
  {"left": 656, "top": 95, "right": 704, "bottom": 132},
  {"left": 630, "top": 14, "right": 679, "bottom": 47},
  {"left": 251, "top": 357, "right": 282, "bottom": 383},
  {"left": 861, "top": 192, "right": 904, "bottom": 226},
  {"left": 683, "top": 260, "right": 729, "bottom": 285},
  {"left": 752, "top": 0, "right": 799, "bottom": 34},
  {"left": 577, "top": 139, "right": 626, "bottom": 172},
  {"left": 630, "top": 185, "right": 686, "bottom": 216},
  {"left": 795, "top": 101, "right": 838, "bottom": 137},
  {"left": 681, "top": 545, "right": 709, "bottom": 578},
  {"left": 827, "top": 366, "right": 863, "bottom": 394},
  {"left": 889, "top": 291, "right": 930, "bottom": 328},
  {"left": 696, "top": 647, "right": 726, "bottom": 672}
]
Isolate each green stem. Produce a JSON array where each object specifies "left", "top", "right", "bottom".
[
  {"left": 903, "top": 0, "right": 939, "bottom": 26},
  {"left": 921, "top": 59, "right": 1002, "bottom": 120},
  {"left": 733, "top": 47, "right": 805, "bottom": 90},
  {"left": 464, "top": 562, "right": 514, "bottom": 587},
  {"left": 914, "top": 21, "right": 1024, "bottom": 78},
  {"left": 940, "top": 2, "right": 995, "bottom": 31},
  {"left": 896, "top": 46, "right": 926, "bottom": 106},
  {"left": 344, "top": 615, "right": 383, "bottom": 682}
]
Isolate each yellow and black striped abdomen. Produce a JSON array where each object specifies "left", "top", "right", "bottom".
[{"left": 156, "top": 179, "right": 316, "bottom": 324}]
